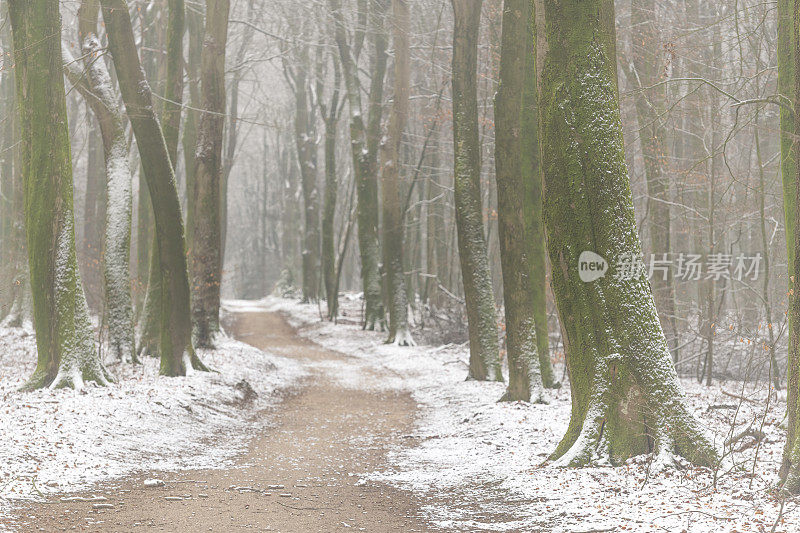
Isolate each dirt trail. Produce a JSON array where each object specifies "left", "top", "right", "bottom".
[{"left": 10, "top": 311, "right": 429, "bottom": 532}]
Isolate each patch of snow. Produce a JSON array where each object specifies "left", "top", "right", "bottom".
[
  {"left": 263, "top": 295, "right": 794, "bottom": 533},
  {"left": 0, "top": 323, "right": 304, "bottom": 519}
]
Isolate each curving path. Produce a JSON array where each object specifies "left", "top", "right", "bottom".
[{"left": 10, "top": 311, "right": 429, "bottom": 532}]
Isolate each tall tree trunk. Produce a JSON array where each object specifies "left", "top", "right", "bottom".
[
  {"left": 319, "top": 52, "right": 343, "bottom": 320},
  {"left": 184, "top": 7, "right": 203, "bottom": 241},
  {"left": 81, "top": 122, "right": 105, "bottom": 312},
  {"left": 9, "top": 0, "right": 112, "bottom": 390},
  {"left": 781, "top": 0, "right": 800, "bottom": 493},
  {"left": 162, "top": 0, "right": 184, "bottom": 166},
  {"left": 528, "top": 0, "right": 557, "bottom": 389},
  {"left": 381, "top": 0, "right": 414, "bottom": 346},
  {"left": 0, "top": 10, "right": 27, "bottom": 328},
  {"left": 363, "top": 0, "right": 389, "bottom": 329},
  {"left": 190, "top": 0, "right": 229, "bottom": 347},
  {"left": 495, "top": 0, "right": 544, "bottom": 402},
  {"left": 629, "top": 0, "right": 678, "bottom": 362},
  {"left": 100, "top": 0, "right": 207, "bottom": 375},
  {"left": 780, "top": 0, "right": 800, "bottom": 481},
  {"left": 285, "top": 42, "right": 321, "bottom": 304},
  {"left": 329, "top": 0, "right": 388, "bottom": 330},
  {"left": 451, "top": 0, "right": 502, "bottom": 381},
  {"left": 220, "top": 0, "right": 255, "bottom": 270},
  {"left": 134, "top": 0, "right": 162, "bottom": 310},
  {"left": 138, "top": 0, "right": 184, "bottom": 357},
  {"left": 540, "top": 0, "right": 716, "bottom": 467},
  {"left": 65, "top": 21, "right": 137, "bottom": 364}
]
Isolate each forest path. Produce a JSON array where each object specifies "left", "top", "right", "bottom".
[{"left": 11, "top": 311, "right": 430, "bottom": 532}]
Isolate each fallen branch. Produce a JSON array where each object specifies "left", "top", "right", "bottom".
[{"left": 721, "top": 390, "right": 758, "bottom": 404}]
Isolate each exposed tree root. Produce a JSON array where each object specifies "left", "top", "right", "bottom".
[
  {"left": 21, "top": 358, "right": 114, "bottom": 391},
  {"left": 551, "top": 353, "right": 718, "bottom": 469},
  {"left": 390, "top": 328, "right": 416, "bottom": 347}
]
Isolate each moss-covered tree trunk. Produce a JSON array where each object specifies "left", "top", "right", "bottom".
[
  {"left": 540, "top": 0, "right": 716, "bottom": 468},
  {"left": 101, "top": 0, "right": 207, "bottom": 375},
  {"left": 190, "top": 0, "right": 229, "bottom": 347},
  {"left": 65, "top": 14, "right": 137, "bottom": 364},
  {"left": 780, "top": 0, "right": 800, "bottom": 482},
  {"left": 495, "top": 0, "right": 544, "bottom": 401},
  {"left": 451, "top": 0, "right": 502, "bottom": 382},
  {"left": 629, "top": 0, "right": 678, "bottom": 362},
  {"left": 781, "top": 0, "right": 800, "bottom": 493},
  {"left": 137, "top": 0, "right": 184, "bottom": 357},
  {"left": 134, "top": 0, "right": 163, "bottom": 311},
  {"left": 381, "top": 0, "right": 414, "bottom": 346},
  {"left": 9, "top": 0, "right": 112, "bottom": 390},
  {"left": 329, "top": 0, "right": 388, "bottom": 330},
  {"left": 363, "top": 0, "right": 389, "bottom": 330}
]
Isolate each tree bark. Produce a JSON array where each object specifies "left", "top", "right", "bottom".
[
  {"left": 138, "top": 0, "right": 184, "bottom": 356},
  {"left": 190, "top": 0, "right": 229, "bottom": 347},
  {"left": 65, "top": 25, "right": 137, "bottom": 364},
  {"left": 184, "top": 7, "right": 204, "bottom": 246},
  {"left": 100, "top": 0, "right": 207, "bottom": 375},
  {"left": 81, "top": 122, "right": 105, "bottom": 312},
  {"left": 540, "top": 0, "right": 716, "bottom": 467},
  {"left": 0, "top": 10, "right": 28, "bottom": 329},
  {"left": 318, "top": 47, "right": 344, "bottom": 320},
  {"left": 381, "top": 0, "right": 414, "bottom": 346},
  {"left": 628, "top": 0, "right": 678, "bottom": 362},
  {"left": 163, "top": 0, "right": 184, "bottom": 166},
  {"left": 284, "top": 41, "right": 321, "bottom": 304},
  {"left": 780, "top": 0, "right": 800, "bottom": 482},
  {"left": 528, "top": 0, "right": 557, "bottom": 389},
  {"left": 495, "top": 0, "right": 545, "bottom": 401},
  {"left": 9, "top": 0, "right": 112, "bottom": 389},
  {"left": 451, "top": 0, "right": 502, "bottom": 381},
  {"left": 329, "top": 0, "right": 388, "bottom": 330},
  {"left": 781, "top": 0, "right": 800, "bottom": 493}
]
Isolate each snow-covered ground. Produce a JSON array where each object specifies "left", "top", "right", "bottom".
[
  {"left": 263, "top": 295, "right": 795, "bottom": 533},
  {"left": 0, "top": 319, "right": 304, "bottom": 526},
  {"left": 1, "top": 295, "right": 795, "bottom": 532}
]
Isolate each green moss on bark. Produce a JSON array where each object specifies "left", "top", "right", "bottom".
[
  {"left": 101, "top": 0, "right": 207, "bottom": 375},
  {"left": 541, "top": 0, "right": 716, "bottom": 467},
  {"left": 10, "top": 0, "right": 111, "bottom": 389},
  {"left": 495, "top": 0, "right": 545, "bottom": 402},
  {"left": 329, "top": 0, "right": 387, "bottom": 331}
]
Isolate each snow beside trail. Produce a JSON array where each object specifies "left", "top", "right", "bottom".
[
  {"left": 0, "top": 320, "right": 304, "bottom": 524},
  {"left": 265, "top": 295, "right": 795, "bottom": 533}
]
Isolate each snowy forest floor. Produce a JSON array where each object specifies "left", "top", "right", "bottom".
[{"left": 0, "top": 295, "right": 796, "bottom": 532}]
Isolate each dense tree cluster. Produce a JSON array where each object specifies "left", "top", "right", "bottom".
[{"left": 5, "top": 0, "right": 800, "bottom": 494}]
